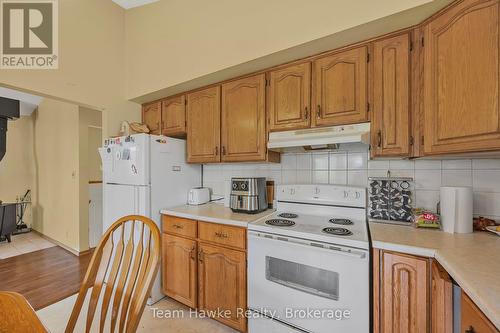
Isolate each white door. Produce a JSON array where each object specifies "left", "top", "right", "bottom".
[
  {"left": 88, "top": 183, "right": 103, "bottom": 248},
  {"left": 249, "top": 313, "right": 305, "bottom": 333},
  {"left": 248, "top": 232, "right": 369, "bottom": 333},
  {"left": 106, "top": 134, "right": 150, "bottom": 186},
  {"left": 103, "top": 184, "right": 150, "bottom": 232}
]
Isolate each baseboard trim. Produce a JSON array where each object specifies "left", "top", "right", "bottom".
[{"left": 32, "top": 230, "right": 90, "bottom": 256}]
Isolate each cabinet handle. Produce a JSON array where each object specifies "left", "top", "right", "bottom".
[
  {"left": 316, "top": 105, "right": 321, "bottom": 119},
  {"left": 304, "top": 106, "right": 309, "bottom": 120},
  {"left": 198, "top": 250, "right": 204, "bottom": 262},
  {"left": 215, "top": 146, "right": 219, "bottom": 156},
  {"left": 222, "top": 146, "right": 226, "bottom": 155},
  {"left": 377, "top": 130, "right": 382, "bottom": 148},
  {"left": 190, "top": 246, "right": 195, "bottom": 260},
  {"left": 172, "top": 224, "right": 184, "bottom": 229},
  {"left": 215, "top": 231, "right": 229, "bottom": 238},
  {"left": 465, "top": 326, "right": 475, "bottom": 333}
]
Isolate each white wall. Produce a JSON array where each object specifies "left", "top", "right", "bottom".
[
  {"left": 0, "top": 115, "right": 36, "bottom": 226},
  {"left": 203, "top": 146, "right": 500, "bottom": 222},
  {"left": 0, "top": 0, "right": 140, "bottom": 136},
  {"left": 125, "top": 0, "right": 453, "bottom": 102},
  {"left": 33, "top": 99, "right": 80, "bottom": 251}
]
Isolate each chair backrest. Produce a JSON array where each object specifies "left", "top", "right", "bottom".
[{"left": 65, "top": 215, "right": 161, "bottom": 333}]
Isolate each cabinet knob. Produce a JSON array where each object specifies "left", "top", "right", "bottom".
[
  {"left": 190, "top": 246, "right": 195, "bottom": 260},
  {"left": 304, "top": 106, "right": 309, "bottom": 120},
  {"left": 215, "top": 146, "right": 219, "bottom": 156},
  {"left": 316, "top": 105, "right": 321, "bottom": 119},
  {"left": 465, "top": 326, "right": 475, "bottom": 333}
]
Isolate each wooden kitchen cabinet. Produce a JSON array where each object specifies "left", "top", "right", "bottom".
[
  {"left": 375, "top": 250, "right": 498, "bottom": 333},
  {"left": 162, "top": 233, "right": 197, "bottom": 308},
  {"left": 186, "top": 86, "right": 221, "bottom": 163},
  {"left": 142, "top": 101, "right": 162, "bottom": 135},
  {"left": 372, "top": 33, "right": 411, "bottom": 157},
  {"left": 422, "top": 0, "right": 500, "bottom": 155},
  {"left": 268, "top": 62, "right": 311, "bottom": 131},
  {"left": 162, "top": 215, "right": 197, "bottom": 239},
  {"left": 198, "top": 242, "right": 247, "bottom": 332},
  {"left": 162, "top": 215, "right": 248, "bottom": 332},
  {"left": 312, "top": 46, "right": 369, "bottom": 127},
  {"left": 379, "top": 251, "right": 429, "bottom": 333},
  {"left": 431, "top": 260, "right": 453, "bottom": 333},
  {"left": 198, "top": 221, "right": 246, "bottom": 250},
  {"left": 461, "top": 291, "right": 499, "bottom": 333},
  {"left": 161, "top": 95, "right": 186, "bottom": 137},
  {"left": 221, "top": 74, "right": 267, "bottom": 162}
]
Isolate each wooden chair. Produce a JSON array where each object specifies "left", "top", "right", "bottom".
[
  {"left": 65, "top": 215, "right": 161, "bottom": 333},
  {"left": 0, "top": 215, "right": 161, "bottom": 333}
]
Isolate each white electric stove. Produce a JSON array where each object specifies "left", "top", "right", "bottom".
[{"left": 247, "top": 184, "right": 370, "bottom": 333}]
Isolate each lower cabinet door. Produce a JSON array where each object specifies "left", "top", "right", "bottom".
[
  {"left": 162, "top": 234, "right": 197, "bottom": 308},
  {"left": 431, "top": 260, "right": 453, "bottom": 333},
  {"left": 198, "top": 242, "right": 247, "bottom": 332},
  {"left": 461, "top": 291, "right": 498, "bottom": 333},
  {"left": 381, "top": 251, "right": 429, "bottom": 333}
]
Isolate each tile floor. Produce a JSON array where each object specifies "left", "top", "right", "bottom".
[
  {"left": 38, "top": 293, "right": 237, "bottom": 333},
  {"left": 0, "top": 232, "right": 56, "bottom": 259}
]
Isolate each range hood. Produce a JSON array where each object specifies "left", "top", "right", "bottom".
[{"left": 268, "top": 122, "right": 370, "bottom": 152}]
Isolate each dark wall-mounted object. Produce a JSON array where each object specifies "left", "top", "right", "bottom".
[
  {"left": 0, "top": 97, "right": 20, "bottom": 162},
  {"left": 0, "top": 203, "right": 17, "bottom": 242}
]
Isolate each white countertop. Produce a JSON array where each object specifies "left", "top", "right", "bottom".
[
  {"left": 370, "top": 223, "right": 500, "bottom": 330},
  {"left": 160, "top": 202, "right": 275, "bottom": 227}
]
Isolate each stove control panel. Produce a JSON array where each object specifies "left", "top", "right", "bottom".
[{"left": 277, "top": 184, "right": 366, "bottom": 208}]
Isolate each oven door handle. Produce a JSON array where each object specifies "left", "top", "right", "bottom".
[{"left": 248, "top": 232, "right": 367, "bottom": 259}]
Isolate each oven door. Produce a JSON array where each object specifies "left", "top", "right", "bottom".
[{"left": 248, "top": 231, "right": 369, "bottom": 333}]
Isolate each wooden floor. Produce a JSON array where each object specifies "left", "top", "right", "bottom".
[{"left": 0, "top": 246, "right": 92, "bottom": 310}]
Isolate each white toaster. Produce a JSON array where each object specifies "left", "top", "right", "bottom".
[{"left": 188, "top": 187, "right": 210, "bottom": 205}]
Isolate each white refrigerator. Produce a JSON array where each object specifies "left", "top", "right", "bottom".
[{"left": 100, "top": 134, "right": 201, "bottom": 304}]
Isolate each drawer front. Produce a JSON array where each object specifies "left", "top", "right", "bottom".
[
  {"left": 461, "top": 291, "right": 498, "bottom": 333},
  {"left": 198, "top": 221, "right": 246, "bottom": 250},
  {"left": 162, "top": 215, "right": 197, "bottom": 238}
]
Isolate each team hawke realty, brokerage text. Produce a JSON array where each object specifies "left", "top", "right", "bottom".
[{"left": 150, "top": 307, "right": 353, "bottom": 321}]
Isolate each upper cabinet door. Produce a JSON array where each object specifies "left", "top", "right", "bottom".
[
  {"left": 268, "top": 63, "right": 311, "bottom": 131},
  {"left": 221, "top": 74, "right": 266, "bottom": 162},
  {"left": 372, "top": 34, "right": 411, "bottom": 157},
  {"left": 142, "top": 101, "right": 162, "bottom": 135},
  {"left": 186, "top": 86, "right": 221, "bottom": 163},
  {"left": 162, "top": 95, "right": 186, "bottom": 137},
  {"left": 313, "top": 46, "right": 368, "bottom": 127},
  {"left": 423, "top": 0, "right": 500, "bottom": 155}
]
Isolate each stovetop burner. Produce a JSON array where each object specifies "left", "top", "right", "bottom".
[
  {"left": 322, "top": 227, "right": 353, "bottom": 236},
  {"left": 278, "top": 213, "right": 298, "bottom": 219},
  {"left": 329, "top": 218, "right": 353, "bottom": 225},
  {"left": 265, "top": 219, "right": 296, "bottom": 227}
]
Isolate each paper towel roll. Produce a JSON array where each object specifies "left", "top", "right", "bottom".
[{"left": 440, "top": 186, "right": 473, "bottom": 234}]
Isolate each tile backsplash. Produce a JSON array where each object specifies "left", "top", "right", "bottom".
[{"left": 203, "top": 145, "right": 500, "bottom": 222}]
